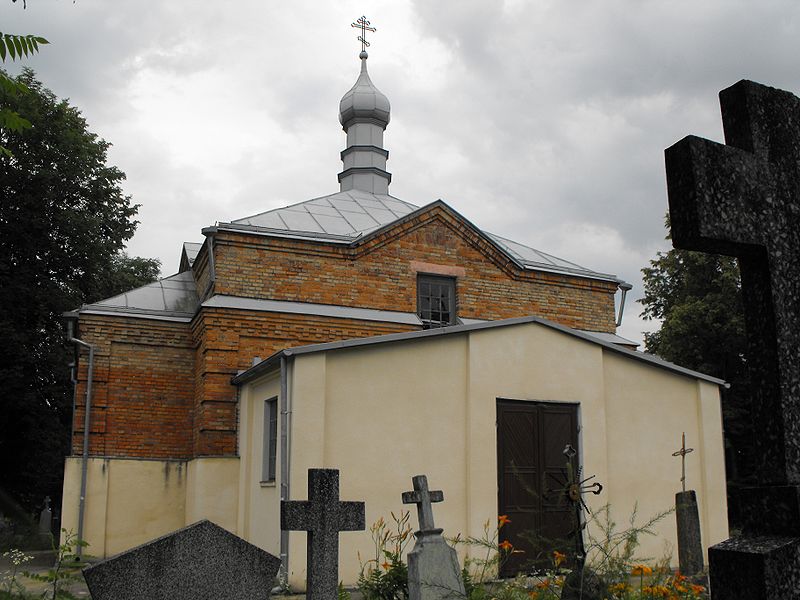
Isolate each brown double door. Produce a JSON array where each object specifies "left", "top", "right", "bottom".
[{"left": 496, "top": 399, "right": 579, "bottom": 577}]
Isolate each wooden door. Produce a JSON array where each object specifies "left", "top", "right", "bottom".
[{"left": 496, "top": 399, "right": 579, "bottom": 576}]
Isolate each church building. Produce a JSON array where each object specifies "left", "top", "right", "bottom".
[{"left": 61, "top": 46, "right": 728, "bottom": 588}]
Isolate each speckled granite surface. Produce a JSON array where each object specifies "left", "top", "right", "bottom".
[{"left": 666, "top": 79, "right": 800, "bottom": 599}]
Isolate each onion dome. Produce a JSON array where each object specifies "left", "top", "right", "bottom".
[{"left": 338, "top": 51, "right": 390, "bottom": 129}]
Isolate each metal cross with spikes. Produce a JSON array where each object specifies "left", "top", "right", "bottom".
[
  {"left": 544, "top": 444, "right": 603, "bottom": 566},
  {"left": 672, "top": 432, "right": 694, "bottom": 492},
  {"left": 351, "top": 15, "right": 376, "bottom": 52}
]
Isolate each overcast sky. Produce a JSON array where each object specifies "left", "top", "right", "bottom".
[{"left": 5, "top": 0, "right": 799, "bottom": 344}]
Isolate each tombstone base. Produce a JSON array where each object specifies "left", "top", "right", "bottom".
[
  {"left": 675, "top": 490, "right": 703, "bottom": 575},
  {"left": 407, "top": 529, "right": 465, "bottom": 600},
  {"left": 709, "top": 535, "right": 800, "bottom": 600}
]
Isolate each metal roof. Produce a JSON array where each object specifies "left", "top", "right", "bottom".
[
  {"left": 77, "top": 271, "right": 199, "bottom": 319},
  {"left": 231, "top": 316, "right": 726, "bottom": 387},
  {"left": 218, "top": 192, "right": 621, "bottom": 284},
  {"left": 203, "top": 295, "right": 422, "bottom": 325},
  {"left": 231, "top": 189, "right": 417, "bottom": 237}
]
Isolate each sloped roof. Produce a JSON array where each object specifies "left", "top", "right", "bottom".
[
  {"left": 231, "top": 189, "right": 416, "bottom": 237},
  {"left": 75, "top": 271, "right": 200, "bottom": 321},
  {"left": 213, "top": 192, "right": 622, "bottom": 284},
  {"left": 231, "top": 315, "right": 725, "bottom": 387}
]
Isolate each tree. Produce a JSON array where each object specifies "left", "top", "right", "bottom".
[
  {"left": 640, "top": 218, "right": 754, "bottom": 525},
  {"left": 0, "top": 69, "right": 158, "bottom": 516},
  {"left": 0, "top": 33, "right": 49, "bottom": 156}
]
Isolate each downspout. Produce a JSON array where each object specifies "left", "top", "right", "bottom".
[
  {"left": 279, "top": 354, "right": 293, "bottom": 580},
  {"left": 66, "top": 319, "right": 94, "bottom": 560},
  {"left": 615, "top": 282, "right": 632, "bottom": 327}
]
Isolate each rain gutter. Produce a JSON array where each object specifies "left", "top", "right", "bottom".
[
  {"left": 66, "top": 319, "right": 95, "bottom": 560},
  {"left": 616, "top": 282, "right": 633, "bottom": 327}
]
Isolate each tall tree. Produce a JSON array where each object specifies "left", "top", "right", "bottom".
[
  {"left": 0, "top": 69, "right": 157, "bottom": 516},
  {"left": 640, "top": 219, "right": 754, "bottom": 523}
]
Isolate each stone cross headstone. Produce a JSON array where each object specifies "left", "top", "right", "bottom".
[
  {"left": 402, "top": 475, "right": 465, "bottom": 600},
  {"left": 38, "top": 496, "right": 52, "bottom": 538},
  {"left": 281, "top": 468, "right": 365, "bottom": 600},
  {"left": 665, "top": 79, "right": 800, "bottom": 599},
  {"left": 82, "top": 520, "right": 281, "bottom": 600},
  {"left": 672, "top": 434, "right": 703, "bottom": 576}
]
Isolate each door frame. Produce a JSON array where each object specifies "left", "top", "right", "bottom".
[{"left": 495, "top": 398, "right": 583, "bottom": 575}]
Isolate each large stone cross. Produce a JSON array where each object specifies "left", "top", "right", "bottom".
[
  {"left": 281, "top": 469, "right": 365, "bottom": 600},
  {"left": 402, "top": 474, "right": 444, "bottom": 532},
  {"left": 665, "top": 79, "right": 800, "bottom": 599},
  {"left": 666, "top": 79, "right": 800, "bottom": 488}
]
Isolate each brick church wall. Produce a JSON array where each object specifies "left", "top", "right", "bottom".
[
  {"left": 210, "top": 205, "right": 617, "bottom": 332},
  {"left": 74, "top": 205, "right": 619, "bottom": 460},
  {"left": 71, "top": 315, "right": 195, "bottom": 458}
]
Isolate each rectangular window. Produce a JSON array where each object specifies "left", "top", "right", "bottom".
[
  {"left": 262, "top": 397, "right": 278, "bottom": 482},
  {"left": 417, "top": 274, "right": 457, "bottom": 329}
]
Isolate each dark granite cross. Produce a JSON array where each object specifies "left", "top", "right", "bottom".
[
  {"left": 665, "top": 79, "right": 800, "bottom": 599},
  {"left": 281, "top": 469, "right": 365, "bottom": 600},
  {"left": 402, "top": 475, "right": 444, "bottom": 532}
]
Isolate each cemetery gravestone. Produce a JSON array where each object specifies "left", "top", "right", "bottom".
[
  {"left": 82, "top": 519, "right": 281, "bottom": 600},
  {"left": 281, "top": 468, "right": 365, "bottom": 600},
  {"left": 672, "top": 434, "right": 703, "bottom": 576},
  {"left": 665, "top": 79, "right": 800, "bottom": 599},
  {"left": 38, "top": 496, "right": 52, "bottom": 538},
  {"left": 402, "top": 475, "right": 465, "bottom": 600}
]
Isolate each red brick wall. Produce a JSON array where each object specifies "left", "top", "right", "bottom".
[
  {"left": 71, "top": 315, "right": 195, "bottom": 459},
  {"left": 212, "top": 205, "right": 617, "bottom": 333},
  {"left": 75, "top": 204, "right": 619, "bottom": 460}
]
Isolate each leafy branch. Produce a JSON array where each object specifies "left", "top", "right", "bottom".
[
  {"left": 0, "top": 33, "right": 49, "bottom": 156},
  {"left": 0, "top": 33, "right": 49, "bottom": 62}
]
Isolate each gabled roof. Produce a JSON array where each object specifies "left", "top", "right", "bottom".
[
  {"left": 206, "top": 192, "right": 625, "bottom": 285},
  {"left": 232, "top": 316, "right": 725, "bottom": 387}
]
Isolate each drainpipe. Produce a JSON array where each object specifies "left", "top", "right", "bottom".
[
  {"left": 278, "top": 353, "right": 293, "bottom": 582},
  {"left": 66, "top": 319, "right": 95, "bottom": 560},
  {"left": 615, "top": 282, "right": 632, "bottom": 327}
]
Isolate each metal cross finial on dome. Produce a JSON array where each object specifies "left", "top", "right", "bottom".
[
  {"left": 672, "top": 432, "right": 695, "bottom": 492},
  {"left": 351, "top": 15, "right": 376, "bottom": 55}
]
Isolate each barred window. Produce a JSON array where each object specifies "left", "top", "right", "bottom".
[
  {"left": 262, "top": 397, "right": 278, "bottom": 482},
  {"left": 417, "top": 274, "right": 456, "bottom": 329}
]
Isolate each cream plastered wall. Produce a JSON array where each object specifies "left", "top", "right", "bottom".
[
  {"left": 62, "top": 456, "right": 239, "bottom": 559},
  {"left": 237, "top": 371, "right": 283, "bottom": 558},
  {"left": 240, "top": 321, "right": 727, "bottom": 589}
]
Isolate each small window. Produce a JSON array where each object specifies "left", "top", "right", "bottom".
[
  {"left": 262, "top": 397, "right": 278, "bottom": 482},
  {"left": 417, "top": 274, "right": 456, "bottom": 329}
]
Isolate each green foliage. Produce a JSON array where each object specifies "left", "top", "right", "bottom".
[
  {"left": 639, "top": 216, "right": 754, "bottom": 509},
  {"left": 0, "top": 69, "right": 156, "bottom": 515},
  {"left": 357, "top": 512, "right": 413, "bottom": 600},
  {"left": 0, "top": 34, "right": 49, "bottom": 63},
  {"left": 0, "top": 33, "right": 48, "bottom": 156},
  {"left": 1, "top": 548, "right": 33, "bottom": 597},
  {"left": 356, "top": 505, "right": 708, "bottom": 600},
  {"left": 337, "top": 582, "right": 352, "bottom": 600},
  {"left": 23, "top": 531, "right": 85, "bottom": 599},
  {"left": 22, "top": 530, "right": 87, "bottom": 600}
]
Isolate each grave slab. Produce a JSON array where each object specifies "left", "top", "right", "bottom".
[{"left": 82, "top": 519, "right": 281, "bottom": 600}]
